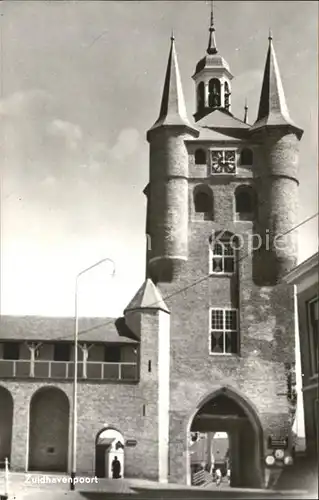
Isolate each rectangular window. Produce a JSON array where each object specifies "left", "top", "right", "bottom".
[
  {"left": 210, "top": 241, "right": 235, "bottom": 274},
  {"left": 3, "top": 342, "right": 20, "bottom": 360},
  {"left": 210, "top": 309, "right": 238, "bottom": 355},
  {"left": 211, "top": 150, "right": 236, "bottom": 175},
  {"left": 308, "top": 297, "right": 319, "bottom": 375},
  {"left": 104, "top": 345, "right": 121, "bottom": 363},
  {"left": 53, "top": 343, "right": 71, "bottom": 362}
]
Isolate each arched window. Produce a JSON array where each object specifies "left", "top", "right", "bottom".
[
  {"left": 235, "top": 186, "right": 255, "bottom": 221},
  {"left": 208, "top": 78, "right": 221, "bottom": 108},
  {"left": 224, "top": 81, "right": 231, "bottom": 111},
  {"left": 197, "top": 82, "right": 205, "bottom": 111},
  {"left": 240, "top": 148, "right": 253, "bottom": 166},
  {"left": 194, "top": 186, "right": 214, "bottom": 220},
  {"left": 209, "top": 231, "right": 238, "bottom": 274},
  {"left": 195, "top": 149, "right": 206, "bottom": 165}
]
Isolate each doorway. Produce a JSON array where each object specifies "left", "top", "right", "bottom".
[
  {"left": 189, "top": 388, "right": 264, "bottom": 488},
  {"left": 95, "top": 428, "right": 124, "bottom": 478}
]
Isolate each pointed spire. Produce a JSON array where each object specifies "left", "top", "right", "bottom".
[
  {"left": 124, "top": 278, "right": 169, "bottom": 313},
  {"left": 244, "top": 98, "right": 249, "bottom": 124},
  {"left": 251, "top": 33, "right": 303, "bottom": 138},
  {"left": 147, "top": 35, "right": 197, "bottom": 136},
  {"left": 207, "top": 0, "right": 218, "bottom": 55}
]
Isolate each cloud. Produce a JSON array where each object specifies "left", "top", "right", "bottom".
[
  {"left": 1, "top": 89, "right": 143, "bottom": 239},
  {"left": 47, "top": 119, "right": 83, "bottom": 150},
  {"left": 0, "top": 89, "right": 52, "bottom": 117},
  {"left": 110, "top": 127, "right": 140, "bottom": 161}
]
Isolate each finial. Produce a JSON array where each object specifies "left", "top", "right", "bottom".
[
  {"left": 207, "top": 0, "right": 218, "bottom": 55},
  {"left": 210, "top": 0, "right": 214, "bottom": 28},
  {"left": 244, "top": 98, "right": 248, "bottom": 123},
  {"left": 171, "top": 29, "right": 175, "bottom": 42},
  {"left": 268, "top": 28, "right": 273, "bottom": 42}
]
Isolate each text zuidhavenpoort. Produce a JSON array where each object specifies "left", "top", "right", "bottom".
[{"left": 25, "top": 474, "right": 98, "bottom": 484}]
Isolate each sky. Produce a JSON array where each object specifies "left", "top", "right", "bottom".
[{"left": 0, "top": 0, "right": 318, "bottom": 318}]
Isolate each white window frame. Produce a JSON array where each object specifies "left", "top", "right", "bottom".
[
  {"left": 209, "top": 308, "right": 239, "bottom": 355},
  {"left": 307, "top": 296, "right": 319, "bottom": 377},
  {"left": 210, "top": 148, "right": 237, "bottom": 175},
  {"left": 209, "top": 239, "right": 236, "bottom": 275}
]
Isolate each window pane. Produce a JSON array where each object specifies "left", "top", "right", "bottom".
[
  {"left": 211, "top": 310, "right": 223, "bottom": 330},
  {"left": 212, "top": 257, "right": 223, "bottom": 273},
  {"left": 211, "top": 332, "right": 224, "bottom": 353},
  {"left": 224, "top": 257, "right": 234, "bottom": 273},
  {"left": 309, "top": 299, "right": 319, "bottom": 374},
  {"left": 213, "top": 243, "right": 223, "bottom": 255},
  {"left": 225, "top": 332, "right": 238, "bottom": 354},
  {"left": 223, "top": 242, "right": 234, "bottom": 256},
  {"left": 225, "top": 310, "right": 237, "bottom": 330},
  {"left": 310, "top": 299, "right": 319, "bottom": 321}
]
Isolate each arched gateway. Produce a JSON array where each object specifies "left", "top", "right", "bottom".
[
  {"left": 187, "top": 387, "right": 264, "bottom": 488},
  {"left": 28, "top": 387, "right": 69, "bottom": 472},
  {"left": 95, "top": 428, "right": 125, "bottom": 479},
  {"left": 0, "top": 387, "right": 13, "bottom": 467}
]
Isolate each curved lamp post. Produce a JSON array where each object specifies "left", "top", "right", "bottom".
[{"left": 70, "top": 257, "right": 116, "bottom": 490}]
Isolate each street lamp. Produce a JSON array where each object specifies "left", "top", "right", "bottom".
[{"left": 70, "top": 257, "right": 116, "bottom": 490}]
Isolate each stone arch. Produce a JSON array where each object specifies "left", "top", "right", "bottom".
[
  {"left": 186, "top": 386, "right": 264, "bottom": 488},
  {"left": 193, "top": 184, "right": 214, "bottom": 220},
  {"left": 95, "top": 426, "right": 125, "bottom": 478},
  {"left": 0, "top": 386, "right": 13, "bottom": 467},
  {"left": 28, "top": 386, "right": 69, "bottom": 472}
]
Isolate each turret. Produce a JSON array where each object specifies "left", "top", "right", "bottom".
[
  {"left": 192, "top": 2, "right": 233, "bottom": 121},
  {"left": 146, "top": 36, "right": 199, "bottom": 283},
  {"left": 124, "top": 279, "right": 170, "bottom": 482},
  {"left": 251, "top": 33, "right": 303, "bottom": 283}
]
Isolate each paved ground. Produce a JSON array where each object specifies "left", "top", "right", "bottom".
[{"left": 0, "top": 473, "right": 315, "bottom": 500}]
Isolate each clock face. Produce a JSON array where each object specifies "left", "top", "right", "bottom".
[{"left": 211, "top": 150, "right": 236, "bottom": 174}]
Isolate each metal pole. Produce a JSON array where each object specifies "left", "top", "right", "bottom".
[
  {"left": 4, "top": 457, "right": 8, "bottom": 498},
  {"left": 70, "top": 258, "right": 115, "bottom": 490},
  {"left": 70, "top": 276, "right": 79, "bottom": 490}
]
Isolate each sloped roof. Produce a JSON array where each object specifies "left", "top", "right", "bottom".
[
  {"left": 194, "top": 53, "right": 232, "bottom": 78},
  {"left": 124, "top": 279, "right": 169, "bottom": 314},
  {"left": 195, "top": 127, "right": 244, "bottom": 142},
  {"left": 147, "top": 37, "right": 198, "bottom": 136},
  {"left": 0, "top": 315, "right": 139, "bottom": 343},
  {"left": 251, "top": 36, "right": 303, "bottom": 139},
  {"left": 196, "top": 109, "right": 250, "bottom": 130}
]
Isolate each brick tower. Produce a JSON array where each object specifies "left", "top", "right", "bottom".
[{"left": 145, "top": 7, "right": 303, "bottom": 488}]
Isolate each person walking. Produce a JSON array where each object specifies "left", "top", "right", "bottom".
[
  {"left": 111, "top": 456, "right": 121, "bottom": 479},
  {"left": 215, "top": 468, "right": 222, "bottom": 486}
]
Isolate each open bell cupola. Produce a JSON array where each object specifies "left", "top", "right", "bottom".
[{"left": 193, "top": 1, "right": 233, "bottom": 121}]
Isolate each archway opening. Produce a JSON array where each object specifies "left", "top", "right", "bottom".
[
  {"left": 28, "top": 387, "right": 69, "bottom": 472},
  {"left": 0, "top": 387, "right": 13, "bottom": 468},
  {"left": 95, "top": 428, "right": 124, "bottom": 479},
  {"left": 189, "top": 390, "right": 263, "bottom": 489}
]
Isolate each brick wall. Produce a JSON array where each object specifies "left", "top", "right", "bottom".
[{"left": 153, "top": 139, "right": 296, "bottom": 484}]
